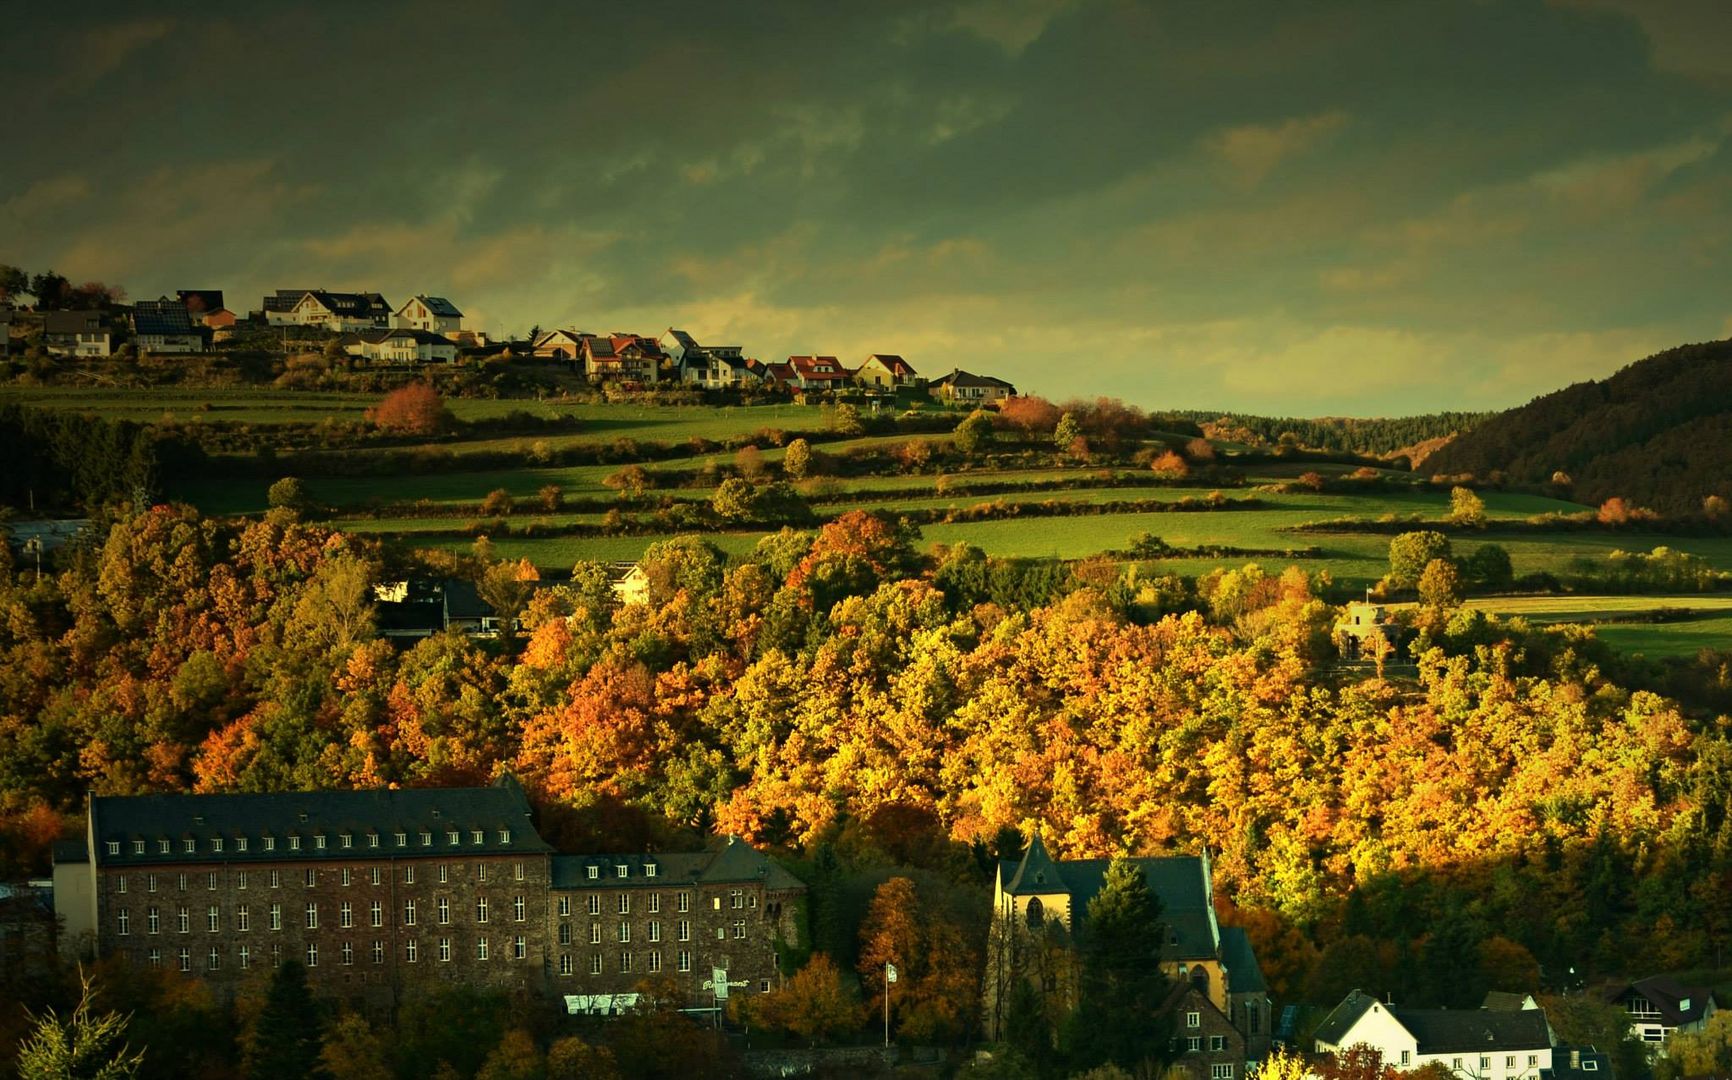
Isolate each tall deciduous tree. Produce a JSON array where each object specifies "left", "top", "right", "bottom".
[{"left": 1388, "top": 531, "right": 1451, "bottom": 589}]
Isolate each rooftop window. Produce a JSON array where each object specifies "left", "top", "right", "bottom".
[{"left": 184, "top": 839, "right": 196, "bottom": 854}]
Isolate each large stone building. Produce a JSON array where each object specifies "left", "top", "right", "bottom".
[
  {"left": 984, "top": 836, "right": 1272, "bottom": 1074},
  {"left": 52, "top": 778, "right": 804, "bottom": 1015}
]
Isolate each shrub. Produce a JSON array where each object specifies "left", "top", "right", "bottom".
[
  {"left": 266, "top": 476, "right": 308, "bottom": 512},
  {"left": 480, "top": 489, "right": 515, "bottom": 516},
  {"left": 1150, "top": 451, "right": 1190, "bottom": 480},
  {"left": 366, "top": 383, "right": 452, "bottom": 435}
]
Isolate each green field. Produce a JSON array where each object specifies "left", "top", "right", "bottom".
[{"left": 1381, "top": 595, "right": 1732, "bottom": 658}]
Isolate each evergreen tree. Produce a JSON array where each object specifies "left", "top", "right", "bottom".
[
  {"left": 246, "top": 961, "right": 326, "bottom": 1080},
  {"left": 1068, "top": 860, "right": 1168, "bottom": 1072},
  {"left": 16, "top": 972, "right": 145, "bottom": 1080}
]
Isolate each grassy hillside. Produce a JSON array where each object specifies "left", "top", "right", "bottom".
[{"left": 1424, "top": 338, "right": 1732, "bottom": 514}]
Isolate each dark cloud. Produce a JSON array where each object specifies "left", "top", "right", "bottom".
[{"left": 3, "top": 0, "right": 1730, "bottom": 412}]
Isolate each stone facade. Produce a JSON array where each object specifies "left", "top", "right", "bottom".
[{"left": 56, "top": 780, "right": 805, "bottom": 1014}]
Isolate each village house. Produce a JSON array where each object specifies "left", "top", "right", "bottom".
[
  {"left": 270, "top": 290, "right": 394, "bottom": 332},
  {"left": 532, "top": 329, "right": 588, "bottom": 361},
  {"left": 984, "top": 836, "right": 1271, "bottom": 1067},
  {"left": 581, "top": 333, "right": 669, "bottom": 384},
  {"left": 1608, "top": 976, "right": 1716, "bottom": 1047},
  {"left": 608, "top": 563, "right": 650, "bottom": 607},
  {"left": 176, "top": 291, "right": 235, "bottom": 328},
  {"left": 51, "top": 779, "right": 804, "bottom": 1016},
  {"left": 131, "top": 299, "right": 207, "bottom": 354},
  {"left": 42, "top": 311, "right": 112, "bottom": 358},
  {"left": 339, "top": 328, "right": 459, "bottom": 364},
  {"left": 1313, "top": 989, "right": 1556, "bottom": 1080},
  {"left": 931, "top": 368, "right": 1016, "bottom": 403},
  {"left": 760, "top": 361, "right": 797, "bottom": 391},
  {"left": 786, "top": 355, "right": 851, "bottom": 392},
  {"left": 261, "top": 289, "right": 315, "bottom": 323},
  {"left": 661, "top": 329, "right": 758, "bottom": 389},
  {"left": 395, "top": 295, "right": 464, "bottom": 336},
  {"left": 856, "top": 353, "right": 919, "bottom": 388}
]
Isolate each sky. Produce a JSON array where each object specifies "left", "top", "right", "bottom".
[{"left": 5, "top": 0, "right": 1732, "bottom": 415}]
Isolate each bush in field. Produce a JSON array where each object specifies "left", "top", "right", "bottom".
[
  {"left": 537, "top": 485, "right": 563, "bottom": 513},
  {"left": 1149, "top": 451, "right": 1189, "bottom": 480},
  {"left": 267, "top": 477, "right": 308, "bottom": 512},
  {"left": 713, "top": 477, "right": 758, "bottom": 520},
  {"left": 1389, "top": 531, "right": 1451, "bottom": 589},
  {"left": 783, "top": 438, "right": 813, "bottom": 480},
  {"left": 1449, "top": 486, "right": 1487, "bottom": 527},
  {"left": 830, "top": 404, "right": 864, "bottom": 436},
  {"left": 366, "top": 382, "right": 452, "bottom": 435},
  {"left": 480, "top": 489, "right": 515, "bottom": 516},
  {"left": 999, "top": 395, "right": 1061, "bottom": 436},
  {"left": 604, "top": 465, "right": 652, "bottom": 500},
  {"left": 1184, "top": 437, "right": 1216, "bottom": 462},
  {"left": 736, "top": 445, "right": 765, "bottom": 479},
  {"left": 954, "top": 411, "right": 995, "bottom": 456}
]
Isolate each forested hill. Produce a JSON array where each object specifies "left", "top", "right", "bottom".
[{"left": 1423, "top": 338, "right": 1732, "bottom": 515}]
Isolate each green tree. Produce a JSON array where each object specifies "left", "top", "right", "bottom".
[
  {"left": 784, "top": 438, "right": 813, "bottom": 480},
  {"left": 16, "top": 972, "right": 145, "bottom": 1080},
  {"left": 480, "top": 488, "right": 515, "bottom": 517},
  {"left": 0, "top": 264, "right": 27, "bottom": 303},
  {"left": 1053, "top": 412, "right": 1081, "bottom": 453},
  {"left": 1448, "top": 486, "right": 1487, "bottom": 527},
  {"left": 1388, "top": 531, "right": 1451, "bottom": 589},
  {"left": 831, "top": 403, "right": 865, "bottom": 435},
  {"left": 954, "top": 410, "right": 995, "bottom": 456},
  {"left": 1069, "top": 860, "right": 1168, "bottom": 1072},
  {"left": 713, "top": 477, "right": 758, "bottom": 521},
  {"left": 267, "top": 477, "right": 309, "bottom": 514},
  {"left": 1463, "top": 544, "right": 1513, "bottom": 589},
  {"left": 245, "top": 961, "right": 326, "bottom": 1080},
  {"left": 603, "top": 465, "right": 651, "bottom": 500}
]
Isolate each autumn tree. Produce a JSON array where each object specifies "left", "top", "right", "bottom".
[
  {"left": 830, "top": 403, "right": 865, "bottom": 435},
  {"left": 736, "top": 444, "right": 765, "bottom": 479},
  {"left": 477, "top": 558, "right": 538, "bottom": 641},
  {"left": 1463, "top": 544, "right": 1514, "bottom": 590},
  {"left": 537, "top": 484, "right": 563, "bottom": 512},
  {"left": 1417, "top": 559, "right": 1464, "bottom": 610},
  {"left": 603, "top": 465, "right": 652, "bottom": 500},
  {"left": 1149, "top": 451, "right": 1189, "bottom": 480},
  {"left": 1448, "top": 486, "right": 1487, "bottom": 527},
  {"left": 746, "top": 954, "right": 863, "bottom": 1045},
  {"left": 857, "top": 877, "right": 980, "bottom": 1042},
  {"left": 713, "top": 477, "right": 759, "bottom": 521},
  {"left": 783, "top": 438, "right": 814, "bottom": 480},
  {"left": 1053, "top": 412, "right": 1082, "bottom": 454},
  {"left": 267, "top": 477, "right": 310, "bottom": 514},
  {"left": 319, "top": 1011, "right": 392, "bottom": 1080},
  {"left": 366, "top": 383, "right": 452, "bottom": 435},
  {"left": 480, "top": 488, "right": 514, "bottom": 517},
  {"left": 999, "top": 396, "right": 1060, "bottom": 437}
]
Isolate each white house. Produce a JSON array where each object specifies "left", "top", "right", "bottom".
[
  {"left": 130, "top": 299, "right": 205, "bottom": 354},
  {"left": 1608, "top": 976, "right": 1717, "bottom": 1046},
  {"left": 43, "top": 311, "right": 111, "bottom": 358},
  {"left": 339, "top": 328, "right": 458, "bottom": 364},
  {"left": 394, "top": 295, "right": 463, "bottom": 335},
  {"left": 278, "top": 290, "right": 394, "bottom": 331},
  {"left": 1313, "top": 990, "right": 1553, "bottom": 1080}
]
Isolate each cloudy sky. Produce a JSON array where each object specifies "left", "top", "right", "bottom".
[{"left": 5, "top": 1, "right": 1732, "bottom": 414}]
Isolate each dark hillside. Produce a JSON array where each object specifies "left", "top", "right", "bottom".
[{"left": 1424, "top": 339, "right": 1732, "bottom": 514}]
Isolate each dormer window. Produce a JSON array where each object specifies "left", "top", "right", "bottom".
[
  {"left": 368, "top": 834, "right": 379, "bottom": 848},
  {"left": 212, "top": 838, "right": 224, "bottom": 853},
  {"left": 472, "top": 830, "right": 483, "bottom": 846},
  {"left": 107, "top": 841, "right": 121, "bottom": 856},
  {"left": 499, "top": 830, "right": 511, "bottom": 845},
  {"left": 420, "top": 832, "right": 432, "bottom": 847},
  {"left": 616, "top": 865, "right": 628, "bottom": 878},
  {"left": 159, "top": 840, "right": 170, "bottom": 854},
  {"left": 263, "top": 837, "right": 276, "bottom": 852},
  {"left": 315, "top": 835, "right": 326, "bottom": 850},
  {"left": 341, "top": 834, "right": 352, "bottom": 849},
  {"left": 395, "top": 832, "right": 407, "bottom": 847},
  {"left": 587, "top": 866, "right": 599, "bottom": 881},
  {"left": 133, "top": 841, "right": 145, "bottom": 855},
  {"left": 645, "top": 863, "right": 658, "bottom": 878},
  {"left": 289, "top": 836, "right": 301, "bottom": 851},
  {"left": 236, "top": 838, "right": 248, "bottom": 853},
  {"left": 446, "top": 830, "right": 459, "bottom": 846}
]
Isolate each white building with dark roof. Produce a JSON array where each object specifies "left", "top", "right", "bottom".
[
  {"left": 1313, "top": 989, "right": 1556, "bottom": 1079},
  {"left": 394, "top": 295, "right": 464, "bottom": 335}
]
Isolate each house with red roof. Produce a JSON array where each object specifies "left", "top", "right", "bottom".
[
  {"left": 786, "top": 355, "right": 850, "bottom": 391},
  {"left": 582, "top": 333, "right": 670, "bottom": 384}
]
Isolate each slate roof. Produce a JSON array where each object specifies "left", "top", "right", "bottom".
[
  {"left": 306, "top": 291, "right": 392, "bottom": 318},
  {"left": 1483, "top": 991, "right": 1535, "bottom": 1012},
  {"left": 402, "top": 295, "right": 462, "bottom": 318},
  {"left": 263, "top": 289, "right": 314, "bottom": 313},
  {"left": 443, "top": 578, "right": 493, "bottom": 621},
  {"left": 131, "top": 299, "right": 197, "bottom": 336},
  {"left": 936, "top": 368, "right": 1015, "bottom": 389},
  {"left": 44, "top": 311, "right": 104, "bottom": 334},
  {"left": 866, "top": 353, "right": 916, "bottom": 376},
  {"left": 1220, "top": 925, "right": 1268, "bottom": 993},
  {"left": 999, "top": 835, "right": 1219, "bottom": 959},
  {"left": 1312, "top": 991, "right": 1378, "bottom": 1049},
  {"left": 1610, "top": 976, "right": 1714, "bottom": 1026},
  {"left": 1314, "top": 990, "right": 1552, "bottom": 1055},
  {"left": 1397, "top": 1007, "right": 1551, "bottom": 1055},
  {"left": 666, "top": 328, "right": 700, "bottom": 352},
  {"left": 551, "top": 836, "right": 804, "bottom": 892},
  {"left": 83, "top": 777, "right": 552, "bottom": 867},
  {"left": 177, "top": 290, "right": 225, "bottom": 314},
  {"left": 347, "top": 329, "right": 453, "bottom": 346}
]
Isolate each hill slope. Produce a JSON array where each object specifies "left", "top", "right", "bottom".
[{"left": 1424, "top": 339, "right": 1732, "bottom": 514}]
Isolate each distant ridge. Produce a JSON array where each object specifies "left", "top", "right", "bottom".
[{"left": 1424, "top": 338, "right": 1732, "bottom": 514}]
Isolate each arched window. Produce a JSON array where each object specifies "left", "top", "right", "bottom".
[
  {"left": 1025, "top": 896, "right": 1045, "bottom": 930},
  {"left": 1191, "top": 966, "right": 1210, "bottom": 995}
]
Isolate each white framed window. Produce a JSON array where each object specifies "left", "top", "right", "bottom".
[
  {"left": 1212, "top": 1036, "right": 1226, "bottom": 1052},
  {"left": 147, "top": 906, "right": 160, "bottom": 934},
  {"left": 236, "top": 838, "right": 248, "bottom": 853},
  {"left": 590, "top": 924, "right": 601, "bottom": 945},
  {"left": 148, "top": 874, "right": 158, "bottom": 893},
  {"left": 149, "top": 948, "right": 161, "bottom": 967},
  {"left": 648, "top": 893, "right": 660, "bottom": 914},
  {"left": 439, "top": 937, "right": 452, "bottom": 963},
  {"left": 616, "top": 865, "right": 628, "bottom": 879},
  {"left": 263, "top": 837, "right": 275, "bottom": 852},
  {"left": 184, "top": 839, "right": 195, "bottom": 854},
  {"left": 618, "top": 894, "right": 630, "bottom": 914},
  {"left": 618, "top": 922, "right": 631, "bottom": 943},
  {"left": 372, "top": 940, "right": 384, "bottom": 965},
  {"left": 341, "top": 941, "right": 353, "bottom": 966},
  {"left": 208, "top": 872, "right": 218, "bottom": 891},
  {"left": 419, "top": 831, "right": 431, "bottom": 847},
  {"left": 678, "top": 920, "right": 690, "bottom": 942},
  {"left": 341, "top": 834, "right": 352, "bottom": 849},
  {"left": 177, "top": 873, "right": 187, "bottom": 892},
  {"left": 439, "top": 864, "right": 448, "bottom": 884},
  {"left": 499, "top": 829, "right": 511, "bottom": 845},
  {"left": 587, "top": 895, "right": 600, "bottom": 916},
  {"left": 159, "top": 840, "right": 170, "bottom": 854},
  {"left": 237, "top": 871, "right": 247, "bottom": 890},
  {"left": 404, "top": 867, "right": 415, "bottom": 885},
  {"left": 133, "top": 840, "right": 145, "bottom": 855},
  {"left": 1212, "top": 1067, "right": 1233, "bottom": 1080},
  {"left": 340, "top": 901, "right": 352, "bottom": 928},
  {"left": 406, "top": 939, "right": 419, "bottom": 963},
  {"left": 472, "top": 830, "right": 483, "bottom": 846},
  {"left": 368, "top": 833, "right": 379, "bottom": 849},
  {"left": 677, "top": 950, "right": 691, "bottom": 972},
  {"left": 648, "top": 921, "right": 661, "bottom": 943},
  {"left": 438, "top": 897, "right": 449, "bottom": 925},
  {"left": 269, "top": 870, "right": 280, "bottom": 889},
  {"left": 314, "top": 835, "right": 326, "bottom": 851},
  {"left": 559, "top": 923, "right": 572, "bottom": 945},
  {"left": 305, "top": 903, "right": 318, "bottom": 929},
  {"left": 514, "top": 863, "right": 524, "bottom": 881},
  {"left": 117, "top": 876, "right": 127, "bottom": 894},
  {"left": 117, "top": 909, "right": 130, "bottom": 936},
  {"left": 478, "top": 864, "right": 488, "bottom": 883},
  {"left": 560, "top": 954, "right": 573, "bottom": 975},
  {"left": 371, "top": 868, "right": 381, "bottom": 886},
  {"left": 288, "top": 836, "right": 300, "bottom": 852},
  {"left": 107, "top": 841, "right": 120, "bottom": 856},
  {"left": 395, "top": 832, "right": 407, "bottom": 847},
  {"left": 404, "top": 900, "right": 417, "bottom": 926},
  {"left": 649, "top": 950, "right": 662, "bottom": 973},
  {"left": 208, "top": 905, "right": 220, "bottom": 932},
  {"left": 239, "top": 945, "right": 250, "bottom": 969},
  {"left": 237, "top": 905, "right": 250, "bottom": 932},
  {"left": 558, "top": 897, "right": 571, "bottom": 917},
  {"left": 619, "top": 951, "right": 632, "bottom": 972},
  {"left": 477, "top": 937, "right": 489, "bottom": 961},
  {"left": 306, "top": 943, "right": 317, "bottom": 968},
  {"left": 1187, "top": 1011, "right": 1201, "bottom": 1028},
  {"left": 177, "top": 907, "right": 190, "bottom": 934},
  {"left": 477, "top": 897, "right": 489, "bottom": 923},
  {"left": 1401, "top": 1051, "right": 1411, "bottom": 1066},
  {"left": 513, "top": 935, "right": 526, "bottom": 960},
  {"left": 447, "top": 830, "right": 459, "bottom": 846},
  {"left": 370, "top": 901, "right": 382, "bottom": 927},
  {"left": 590, "top": 953, "right": 602, "bottom": 975},
  {"left": 305, "top": 868, "right": 316, "bottom": 887},
  {"left": 178, "top": 948, "right": 190, "bottom": 972},
  {"left": 341, "top": 868, "right": 351, "bottom": 887},
  {"left": 212, "top": 838, "right": 224, "bottom": 853},
  {"left": 514, "top": 896, "right": 525, "bottom": 922},
  {"left": 586, "top": 866, "right": 599, "bottom": 881},
  {"left": 645, "top": 863, "right": 657, "bottom": 878}
]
